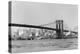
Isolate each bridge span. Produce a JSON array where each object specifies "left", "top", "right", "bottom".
[{"left": 9, "top": 20, "right": 78, "bottom": 39}]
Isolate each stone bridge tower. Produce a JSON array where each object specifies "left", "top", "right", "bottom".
[{"left": 56, "top": 20, "right": 64, "bottom": 39}]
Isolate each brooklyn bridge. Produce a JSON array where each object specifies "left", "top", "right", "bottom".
[{"left": 9, "top": 20, "right": 78, "bottom": 39}]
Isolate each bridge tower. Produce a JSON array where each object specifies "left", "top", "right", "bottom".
[{"left": 56, "top": 20, "right": 64, "bottom": 39}]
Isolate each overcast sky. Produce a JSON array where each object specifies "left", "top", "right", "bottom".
[{"left": 11, "top": 1, "right": 78, "bottom": 28}]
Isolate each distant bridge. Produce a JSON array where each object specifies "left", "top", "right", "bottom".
[{"left": 9, "top": 20, "right": 78, "bottom": 39}]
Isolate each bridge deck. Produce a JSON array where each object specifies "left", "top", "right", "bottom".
[{"left": 9, "top": 23, "right": 78, "bottom": 34}]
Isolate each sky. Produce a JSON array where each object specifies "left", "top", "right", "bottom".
[{"left": 11, "top": 1, "right": 78, "bottom": 29}]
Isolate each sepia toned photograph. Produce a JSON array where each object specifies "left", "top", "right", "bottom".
[{"left": 8, "top": 1, "right": 78, "bottom": 53}]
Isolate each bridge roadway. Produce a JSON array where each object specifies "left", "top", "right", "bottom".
[{"left": 9, "top": 23, "right": 78, "bottom": 34}]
